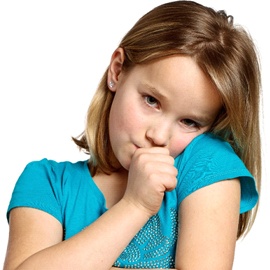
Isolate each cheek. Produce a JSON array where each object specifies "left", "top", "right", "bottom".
[
  {"left": 170, "top": 140, "right": 187, "bottom": 157},
  {"left": 109, "top": 101, "right": 141, "bottom": 135},
  {"left": 170, "top": 133, "right": 199, "bottom": 157}
]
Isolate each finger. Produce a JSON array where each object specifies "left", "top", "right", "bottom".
[
  {"left": 146, "top": 171, "right": 177, "bottom": 194},
  {"left": 133, "top": 148, "right": 175, "bottom": 166},
  {"left": 135, "top": 147, "right": 170, "bottom": 156}
]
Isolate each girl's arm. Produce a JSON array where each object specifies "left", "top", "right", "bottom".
[
  {"left": 4, "top": 147, "right": 177, "bottom": 270},
  {"left": 4, "top": 200, "right": 150, "bottom": 270},
  {"left": 175, "top": 179, "right": 241, "bottom": 270},
  {"left": 110, "top": 181, "right": 239, "bottom": 270}
]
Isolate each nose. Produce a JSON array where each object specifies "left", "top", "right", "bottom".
[{"left": 145, "top": 120, "right": 172, "bottom": 147}]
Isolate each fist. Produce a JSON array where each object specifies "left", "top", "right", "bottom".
[{"left": 123, "top": 147, "right": 178, "bottom": 217}]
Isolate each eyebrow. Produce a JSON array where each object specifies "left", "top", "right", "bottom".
[
  {"left": 188, "top": 113, "right": 215, "bottom": 126},
  {"left": 141, "top": 83, "right": 168, "bottom": 101}
]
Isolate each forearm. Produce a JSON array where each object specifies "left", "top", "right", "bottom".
[{"left": 15, "top": 199, "right": 150, "bottom": 270}]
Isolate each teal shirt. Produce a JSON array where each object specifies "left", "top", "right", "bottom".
[{"left": 7, "top": 133, "right": 258, "bottom": 268}]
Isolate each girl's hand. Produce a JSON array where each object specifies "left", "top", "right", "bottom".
[{"left": 123, "top": 147, "right": 178, "bottom": 217}]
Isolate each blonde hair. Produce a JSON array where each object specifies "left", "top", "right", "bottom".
[{"left": 73, "top": 0, "right": 261, "bottom": 238}]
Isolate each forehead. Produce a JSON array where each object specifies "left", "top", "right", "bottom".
[
  {"left": 139, "top": 56, "right": 213, "bottom": 91},
  {"left": 131, "top": 56, "right": 221, "bottom": 114}
]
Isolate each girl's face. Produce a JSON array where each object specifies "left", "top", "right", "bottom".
[{"left": 108, "top": 52, "right": 222, "bottom": 170}]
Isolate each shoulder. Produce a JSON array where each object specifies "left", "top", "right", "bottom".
[
  {"left": 16, "top": 158, "right": 92, "bottom": 195},
  {"left": 175, "top": 133, "right": 248, "bottom": 174},
  {"left": 177, "top": 133, "right": 236, "bottom": 160},
  {"left": 21, "top": 158, "right": 88, "bottom": 182},
  {"left": 24, "top": 158, "right": 86, "bottom": 173},
  {"left": 7, "top": 158, "right": 90, "bottom": 223},
  {"left": 175, "top": 133, "right": 258, "bottom": 213}
]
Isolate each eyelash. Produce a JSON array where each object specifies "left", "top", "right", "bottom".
[{"left": 181, "top": 119, "right": 201, "bottom": 129}]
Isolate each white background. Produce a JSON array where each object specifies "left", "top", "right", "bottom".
[{"left": 0, "top": 1, "right": 269, "bottom": 268}]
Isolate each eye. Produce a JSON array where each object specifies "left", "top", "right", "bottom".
[
  {"left": 181, "top": 119, "right": 201, "bottom": 130},
  {"left": 144, "top": 95, "right": 159, "bottom": 108}
]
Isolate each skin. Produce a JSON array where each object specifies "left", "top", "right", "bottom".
[
  {"left": 109, "top": 49, "right": 222, "bottom": 168},
  {"left": 4, "top": 48, "right": 241, "bottom": 270}
]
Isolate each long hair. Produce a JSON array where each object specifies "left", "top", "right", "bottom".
[{"left": 73, "top": 0, "right": 261, "bottom": 238}]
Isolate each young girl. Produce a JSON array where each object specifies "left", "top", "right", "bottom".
[{"left": 4, "top": 1, "right": 261, "bottom": 269}]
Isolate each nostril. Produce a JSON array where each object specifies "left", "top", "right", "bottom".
[{"left": 145, "top": 131, "right": 169, "bottom": 147}]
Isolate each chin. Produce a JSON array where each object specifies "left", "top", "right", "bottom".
[
  {"left": 118, "top": 156, "right": 132, "bottom": 171},
  {"left": 121, "top": 161, "right": 131, "bottom": 171}
]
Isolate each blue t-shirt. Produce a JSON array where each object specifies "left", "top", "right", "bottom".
[{"left": 7, "top": 133, "right": 258, "bottom": 268}]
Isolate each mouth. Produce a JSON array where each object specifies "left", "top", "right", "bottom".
[
  {"left": 134, "top": 145, "right": 140, "bottom": 151},
  {"left": 134, "top": 143, "right": 142, "bottom": 149},
  {"left": 132, "top": 144, "right": 142, "bottom": 154}
]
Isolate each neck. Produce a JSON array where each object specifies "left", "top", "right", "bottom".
[{"left": 93, "top": 168, "right": 128, "bottom": 209}]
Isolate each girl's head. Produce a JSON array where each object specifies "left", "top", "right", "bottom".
[
  {"left": 107, "top": 51, "right": 222, "bottom": 171},
  {"left": 74, "top": 0, "right": 261, "bottom": 237}
]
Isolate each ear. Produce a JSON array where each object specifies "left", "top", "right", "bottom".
[{"left": 107, "top": 47, "right": 125, "bottom": 92}]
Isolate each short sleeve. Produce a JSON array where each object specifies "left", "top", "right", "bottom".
[
  {"left": 174, "top": 133, "right": 258, "bottom": 213},
  {"left": 7, "top": 159, "right": 64, "bottom": 223}
]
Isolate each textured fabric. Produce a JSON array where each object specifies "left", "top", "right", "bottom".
[{"left": 7, "top": 133, "right": 258, "bottom": 268}]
